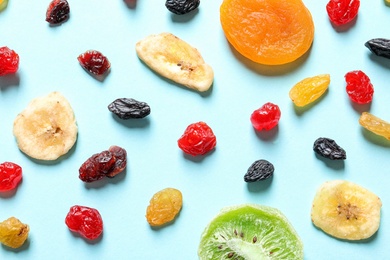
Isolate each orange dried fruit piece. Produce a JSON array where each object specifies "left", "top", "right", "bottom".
[
  {"left": 289, "top": 74, "right": 330, "bottom": 107},
  {"left": 146, "top": 188, "right": 183, "bottom": 227},
  {"left": 359, "top": 112, "right": 390, "bottom": 140},
  {"left": 220, "top": 0, "right": 315, "bottom": 65}
]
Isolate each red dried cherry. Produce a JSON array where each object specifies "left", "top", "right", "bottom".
[
  {"left": 326, "top": 0, "right": 360, "bottom": 26},
  {"left": 0, "top": 162, "right": 22, "bottom": 192},
  {"left": 0, "top": 47, "right": 19, "bottom": 76},
  {"left": 250, "top": 102, "right": 281, "bottom": 131},
  {"left": 46, "top": 0, "right": 70, "bottom": 25},
  {"left": 77, "top": 50, "right": 111, "bottom": 76},
  {"left": 178, "top": 122, "right": 216, "bottom": 156},
  {"left": 65, "top": 205, "right": 103, "bottom": 240},
  {"left": 345, "top": 70, "right": 374, "bottom": 104}
]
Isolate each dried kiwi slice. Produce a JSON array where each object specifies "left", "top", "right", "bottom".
[{"left": 198, "top": 204, "right": 303, "bottom": 259}]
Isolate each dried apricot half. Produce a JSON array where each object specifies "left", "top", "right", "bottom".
[{"left": 220, "top": 0, "right": 315, "bottom": 65}]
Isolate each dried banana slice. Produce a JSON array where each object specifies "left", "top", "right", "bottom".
[
  {"left": 135, "top": 32, "right": 214, "bottom": 92},
  {"left": 311, "top": 180, "right": 382, "bottom": 240},
  {"left": 13, "top": 91, "right": 78, "bottom": 161}
]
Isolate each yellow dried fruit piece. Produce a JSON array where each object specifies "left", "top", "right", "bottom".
[
  {"left": 0, "top": 217, "right": 30, "bottom": 248},
  {"left": 359, "top": 112, "right": 390, "bottom": 140},
  {"left": 289, "top": 74, "right": 330, "bottom": 107},
  {"left": 146, "top": 187, "right": 183, "bottom": 227},
  {"left": 135, "top": 32, "right": 214, "bottom": 92},
  {"left": 0, "top": 0, "right": 8, "bottom": 12},
  {"left": 311, "top": 180, "right": 382, "bottom": 240}
]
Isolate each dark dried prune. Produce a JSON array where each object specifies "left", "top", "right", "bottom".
[
  {"left": 165, "top": 0, "right": 200, "bottom": 15},
  {"left": 365, "top": 38, "right": 390, "bottom": 59},
  {"left": 46, "top": 0, "right": 70, "bottom": 25},
  {"left": 313, "top": 137, "right": 346, "bottom": 160},
  {"left": 244, "top": 159, "right": 274, "bottom": 182},
  {"left": 108, "top": 98, "right": 150, "bottom": 119}
]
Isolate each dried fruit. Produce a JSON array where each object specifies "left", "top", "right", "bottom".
[
  {"left": 165, "top": 0, "right": 200, "bottom": 15},
  {"left": 146, "top": 188, "right": 183, "bottom": 227},
  {"left": 359, "top": 112, "right": 390, "bottom": 140},
  {"left": 220, "top": 0, "right": 314, "bottom": 65},
  {"left": 65, "top": 205, "right": 103, "bottom": 240},
  {"left": 177, "top": 121, "right": 216, "bottom": 156},
  {"left": 250, "top": 102, "right": 281, "bottom": 131},
  {"left": 244, "top": 159, "right": 274, "bottom": 182},
  {"left": 79, "top": 145, "right": 127, "bottom": 182},
  {"left": 289, "top": 74, "right": 330, "bottom": 107},
  {"left": 108, "top": 98, "right": 151, "bottom": 119},
  {"left": 0, "top": 46, "right": 19, "bottom": 76},
  {"left": 45, "top": 0, "right": 70, "bottom": 25},
  {"left": 365, "top": 38, "right": 390, "bottom": 59},
  {"left": 198, "top": 204, "right": 303, "bottom": 259},
  {"left": 326, "top": 0, "right": 360, "bottom": 26},
  {"left": 136, "top": 32, "right": 214, "bottom": 92},
  {"left": 313, "top": 137, "right": 346, "bottom": 160},
  {"left": 0, "top": 0, "right": 8, "bottom": 12},
  {"left": 77, "top": 50, "right": 111, "bottom": 77},
  {"left": 13, "top": 91, "right": 78, "bottom": 161},
  {"left": 0, "top": 217, "right": 29, "bottom": 248},
  {"left": 311, "top": 180, "right": 381, "bottom": 240},
  {"left": 0, "top": 162, "right": 22, "bottom": 192},
  {"left": 345, "top": 70, "right": 374, "bottom": 104}
]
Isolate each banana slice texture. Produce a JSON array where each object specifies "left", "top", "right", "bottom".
[
  {"left": 136, "top": 32, "right": 214, "bottom": 92},
  {"left": 13, "top": 91, "right": 78, "bottom": 161},
  {"left": 311, "top": 180, "right": 382, "bottom": 240}
]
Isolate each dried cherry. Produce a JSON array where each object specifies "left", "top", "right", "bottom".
[
  {"left": 250, "top": 102, "right": 281, "bottom": 131},
  {"left": 326, "top": 0, "right": 360, "bottom": 26},
  {"left": 0, "top": 47, "right": 19, "bottom": 76},
  {"left": 345, "top": 70, "right": 374, "bottom": 104},
  {"left": 108, "top": 98, "right": 151, "bottom": 119},
  {"left": 77, "top": 50, "right": 111, "bottom": 76},
  {"left": 0, "top": 162, "right": 22, "bottom": 192},
  {"left": 178, "top": 122, "right": 216, "bottom": 156},
  {"left": 65, "top": 205, "right": 103, "bottom": 240},
  {"left": 46, "top": 0, "right": 70, "bottom": 25}
]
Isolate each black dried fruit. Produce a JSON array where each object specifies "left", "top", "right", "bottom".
[
  {"left": 365, "top": 38, "right": 390, "bottom": 59},
  {"left": 165, "top": 0, "right": 200, "bottom": 15},
  {"left": 108, "top": 98, "right": 151, "bottom": 119},
  {"left": 313, "top": 137, "right": 346, "bottom": 160},
  {"left": 244, "top": 159, "right": 274, "bottom": 182}
]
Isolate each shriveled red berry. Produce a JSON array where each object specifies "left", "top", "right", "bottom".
[
  {"left": 0, "top": 47, "right": 19, "bottom": 76},
  {"left": 65, "top": 205, "right": 103, "bottom": 240},
  {"left": 345, "top": 70, "right": 374, "bottom": 104},
  {"left": 0, "top": 162, "right": 22, "bottom": 192},
  {"left": 77, "top": 50, "right": 111, "bottom": 76},
  {"left": 250, "top": 102, "right": 281, "bottom": 131},
  {"left": 45, "top": 0, "right": 70, "bottom": 25},
  {"left": 178, "top": 122, "right": 216, "bottom": 156},
  {"left": 106, "top": 145, "right": 127, "bottom": 178},
  {"left": 326, "top": 0, "right": 360, "bottom": 26}
]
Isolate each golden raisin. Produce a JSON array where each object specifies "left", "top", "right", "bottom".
[
  {"left": 146, "top": 188, "right": 183, "bottom": 227},
  {"left": 359, "top": 112, "right": 390, "bottom": 140},
  {"left": 0, "top": 217, "right": 29, "bottom": 248},
  {"left": 289, "top": 74, "right": 330, "bottom": 107}
]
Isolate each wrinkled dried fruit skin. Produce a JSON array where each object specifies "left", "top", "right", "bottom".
[
  {"left": 146, "top": 188, "right": 183, "bottom": 226},
  {"left": 65, "top": 205, "right": 103, "bottom": 240},
  {"left": 313, "top": 137, "right": 346, "bottom": 160},
  {"left": 46, "top": 0, "right": 70, "bottom": 25},
  {"left": 0, "top": 162, "right": 22, "bottom": 192},
  {"left": 0, "top": 46, "right": 19, "bottom": 76},
  {"left": 79, "top": 146, "right": 127, "bottom": 182},
  {"left": 365, "top": 38, "right": 390, "bottom": 59},
  {"left": 326, "top": 0, "right": 360, "bottom": 26},
  {"left": 244, "top": 159, "right": 274, "bottom": 182},
  {"left": 77, "top": 50, "right": 111, "bottom": 76},
  {"left": 178, "top": 122, "right": 216, "bottom": 156},
  {"left": 359, "top": 112, "right": 390, "bottom": 140},
  {"left": 0, "top": 217, "right": 29, "bottom": 248},
  {"left": 250, "top": 102, "right": 281, "bottom": 131},
  {"left": 345, "top": 70, "right": 374, "bottom": 104},
  {"left": 165, "top": 0, "right": 200, "bottom": 15},
  {"left": 108, "top": 98, "right": 151, "bottom": 119},
  {"left": 289, "top": 74, "right": 330, "bottom": 107}
]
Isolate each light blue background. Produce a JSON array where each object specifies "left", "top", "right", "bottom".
[{"left": 1, "top": 0, "right": 390, "bottom": 259}]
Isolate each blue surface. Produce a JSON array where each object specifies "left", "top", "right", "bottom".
[{"left": 1, "top": 0, "right": 390, "bottom": 259}]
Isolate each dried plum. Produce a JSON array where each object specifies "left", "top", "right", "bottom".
[
  {"left": 365, "top": 38, "right": 390, "bottom": 59},
  {"left": 165, "top": 0, "right": 200, "bottom": 15},
  {"left": 313, "top": 137, "right": 346, "bottom": 160},
  {"left": 244, "top": 159, "right": 274, "bottom": 182},
  {"left": 108, "top": 98, "right": 150, "bottom": 119}
]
